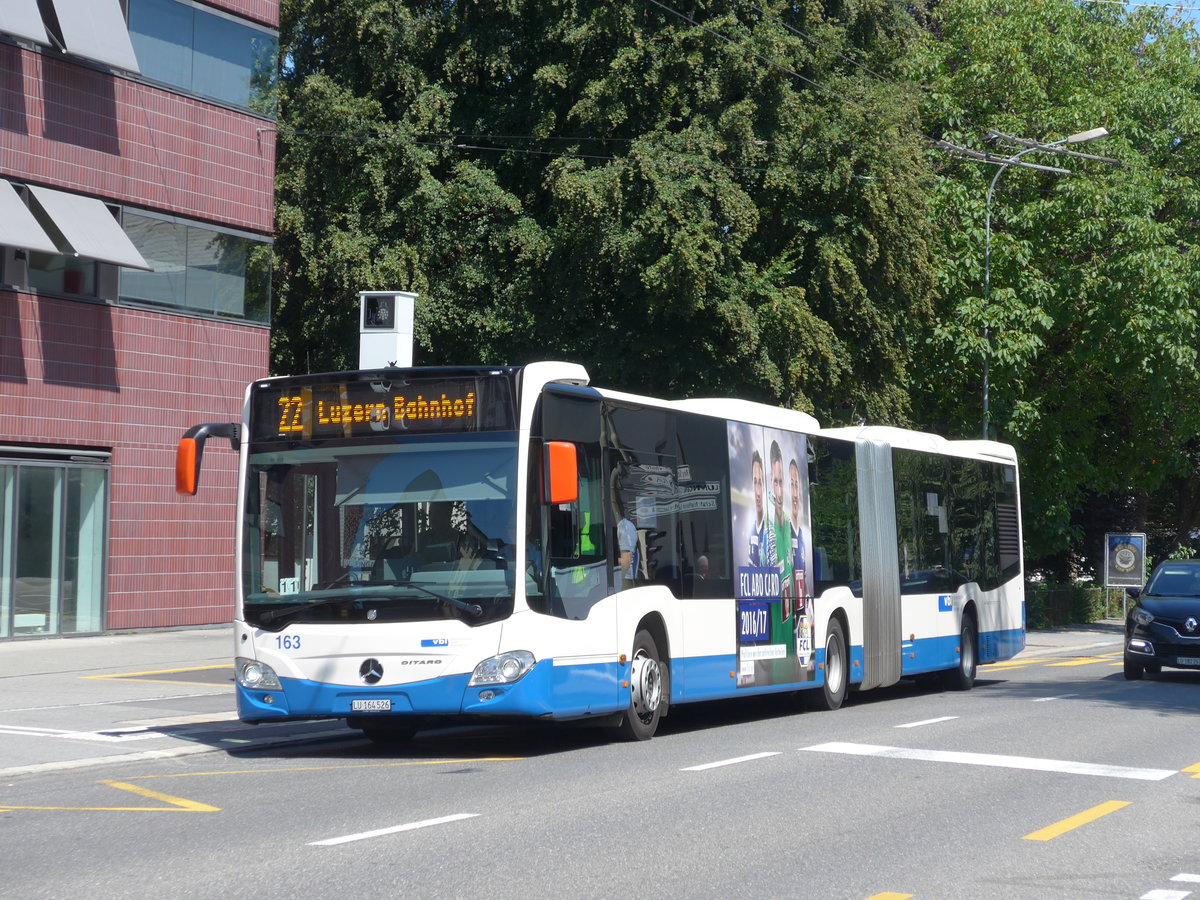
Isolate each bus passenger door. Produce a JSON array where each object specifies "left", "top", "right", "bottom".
[{"left": 535, "top": 390, "right": 621, "bottom": 716}]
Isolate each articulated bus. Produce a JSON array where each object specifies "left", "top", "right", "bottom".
[{"left": 177, "top": 362, "right": 1025, "bottom": 741}]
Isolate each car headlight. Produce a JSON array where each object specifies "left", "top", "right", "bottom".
[
  {"left": 236, "top": 657, "right": 282, "bottom": 690},
  {"left": 1133, "top": 608, "right": 1155, "bottom": 627},
  {"left": 468, "top": 650, "right": 535, "bottom": 686}
]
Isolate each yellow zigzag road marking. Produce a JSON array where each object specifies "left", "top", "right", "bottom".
[
  {"left": 0, "top": 780, "right": 219, "bottom": 812},
  {"left": 82, "top": 664, "right": 230, "bottom": 687}
]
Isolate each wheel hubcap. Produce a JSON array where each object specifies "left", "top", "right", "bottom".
[
  {"left": 629, "top": 651, "right": 662, "bottom": 719},
  {"left": 826, "top": 636, "right": 843, "bottom": 693}
]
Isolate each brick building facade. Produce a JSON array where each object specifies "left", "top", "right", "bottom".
[{"left": 0, "top": 0, "right": 278, "bottom": 638}]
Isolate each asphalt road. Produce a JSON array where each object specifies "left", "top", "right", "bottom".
[{"left": 2, "top": 623, "right": 1198, "bottom": 899}]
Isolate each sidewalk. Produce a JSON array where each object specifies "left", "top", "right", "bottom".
[
  {"left": 0, "top": 626, "right": 348, "bottom": 778},
  {"left": 1017, "top": 618, "right": 1124, "bottom": 657},
  {"left": 0, "top": 619, "right": 1128, "bottom": 778}
]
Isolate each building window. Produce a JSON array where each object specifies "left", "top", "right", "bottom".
[
  {"left": 127, "top": 0, "right": 279, "bottom": 114},
  {"left": 0, "top": 457, "right": 108, "bottom": 639},
  {"left": 121, "top": 211, "right": 272, "bottom": 323},
  {"left": 27, "top": 251, "right": 97, "bottom": 296}
]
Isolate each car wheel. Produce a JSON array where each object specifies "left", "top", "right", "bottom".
[{"left": 1123, "top": 655, "right": 1144, "bottom": 680}]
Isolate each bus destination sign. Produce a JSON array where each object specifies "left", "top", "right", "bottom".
[{"left": 250, "top": 374, "right": 514, "bottom": 440}]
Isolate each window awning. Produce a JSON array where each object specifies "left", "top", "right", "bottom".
[
  {"left": 0, "top": 0, "right": 50, "bottom": 46},
  {"left": 0, "top": 180, "right": 60, "bottom": 255},
  {"left": 47, "top": 0, "right": 140, "bottom": 73},
  {"left": 28, "top": 185, "right": 151, "bottom": 270}
]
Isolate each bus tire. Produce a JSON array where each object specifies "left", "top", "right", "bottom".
[
  {"left": 619, "top": 629, "right": 664, "bottom": 741},
  {"left": 813, "top": 618, "right": 847, "bottom": 711},
  {"left": 944, "top": 614, "right": 977, "bottom": 691}
]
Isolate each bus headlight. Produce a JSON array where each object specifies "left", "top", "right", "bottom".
[
  {"left": 236, "top": 657, "right": 282, "bottom": 690},
  {"left": 468, "top": 650, "right": 535, "bottom": 686}
]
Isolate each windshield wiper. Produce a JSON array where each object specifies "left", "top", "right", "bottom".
[
  {"left": 390, "top": 582, "right": 483, "bottom": 619},
  {"left": 252, "top": 583, "right": 483, "bottom": 626},
  {"left": 257, "top": 598, "right": 344, "bottom": 628}
]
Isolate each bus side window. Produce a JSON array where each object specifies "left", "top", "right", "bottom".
[
  {"left": 675, "top": 411, "right": 731, "bottom": 599},
  {"left": 603, "top": 401, "right": 680, "bottom": 596},
  {"left": 808, "top": 437, "right": 861, "bottom": 596}
]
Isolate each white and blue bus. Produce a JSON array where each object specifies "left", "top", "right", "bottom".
[{"left": 177, "top": 362, "right": 1025, "bottom": 741}]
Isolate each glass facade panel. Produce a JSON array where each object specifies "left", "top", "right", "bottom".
[
  {"left": 1, "top": 460, "right": 107, "bottom": 639},
  {"left": 187, "top": 228, "right": 244, "bottom": 317},
  {"left": 14, "top": 467, "right": 61, "bottom": 636},
  {"left": 27, "top": 250, "right": 96, "bottom": 296},
  {"left": 121, "top": 212, "right": 271, "bottom": 323},
  {"left": 126, "top": 0, "right": 192, "bottom": 88},
  {"left": 0, "top": 466, "right": 11, "bottom": 639},
  {"left": 25, "top": 193, "right": 99, "bottom": 295},
  {"left": 128, "top": 0, "right": 278, "bottom": 113},
  {"left": 121, "top": 214, "right": 188, "bottom": 306},
  {"left": 62, "top": 468, "right": 107, "bottom": 634}
]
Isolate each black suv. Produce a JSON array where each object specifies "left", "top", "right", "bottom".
[{"left": 1124, "top": 559, "right": 1200, "bottom": 680}]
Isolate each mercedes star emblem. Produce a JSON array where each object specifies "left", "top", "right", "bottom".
[{"left": 359, "top": 658, "right": 384, "bottom": 684}]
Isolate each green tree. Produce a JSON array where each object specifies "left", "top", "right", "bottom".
[
  {"left": 274, "top": 0, "right": 939, "bottom": 423},
  {"left": 914, "top": 0, "right": 1200, "bottom": 573}
]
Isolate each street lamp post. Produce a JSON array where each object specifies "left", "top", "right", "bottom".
[{"left": 981, "top": 127, "right": 1109, "bottom": 440}]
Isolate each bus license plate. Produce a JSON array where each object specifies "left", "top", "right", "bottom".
[{"left": 351, "top": 699, "right": 392, "bottom": 712}]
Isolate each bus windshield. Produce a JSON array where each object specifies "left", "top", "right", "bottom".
[{"left": 243, "top": 432, "right": 519, "bottom": 629}]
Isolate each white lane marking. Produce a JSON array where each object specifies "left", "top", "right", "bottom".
[
  {"left": 3, "top": 692, "right": 223, "bottom": 713},
  {"left": 122, "top": 712, "right": 241, "bottom": 726},
  {"left": 1173, "top": 875, "right": 1200, "bottom": 883},
  {"left": 311, "top": 813, "right": 479, "bottom": 846},
  {"left": 894, "top": 716, "right": 958, "bottom": 729},
  {"left": 0, "top": 725, "right": 160, "bottom": 743},
  {"left": 803, "top": 742, "right": 1177, "bottom": 781},
  {"left": 1032, "top": 694, "right": 1078, "bottom": 702},
  {"left": 1141, "top": 890, "right": 1190, "bottom": 900},
  {"left": 682, "top": 752, "right": 782, "bottom": 771}
]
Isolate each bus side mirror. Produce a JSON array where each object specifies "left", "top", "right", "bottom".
[
  {"left": 543, "top": 441, "right": 579, "bottom": 505},
  {"left": 176, "top": 423, "right": 240, "bottom": 495}
]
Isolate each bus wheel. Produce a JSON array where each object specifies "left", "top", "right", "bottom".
[
  {"left": 944, "top": 615, "right": 977, "bottom": 691},
  {"left": 814, "top": 618, "right": 847, "bottom": 711},
  {"left": 619, "top": 630, "right": 663, "bottom": 741}
]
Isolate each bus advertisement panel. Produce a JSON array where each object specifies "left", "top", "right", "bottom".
[{"left": 728, "top": 423, "right": 816, "bottom": 688}]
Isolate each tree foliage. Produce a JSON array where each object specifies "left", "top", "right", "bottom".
[
  {"left": 275, "top": 0, "right": 937, "bottom": 423},
  {"left": 914, "top": 0, "right": 1200, "bottom": 572}
]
